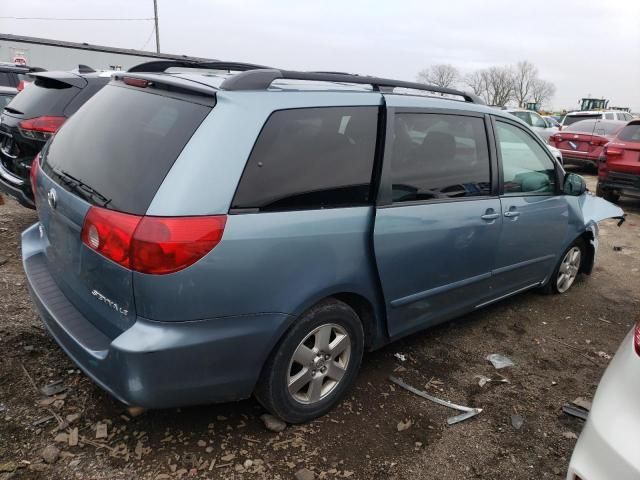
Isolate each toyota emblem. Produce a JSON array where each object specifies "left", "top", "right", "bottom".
[{"left": 47, "top": 188, "right": 57, "bottom": 209}]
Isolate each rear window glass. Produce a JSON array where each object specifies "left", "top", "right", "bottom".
[
  {"left": 618, "top": 123, "right": 640, "bottom": 142},
  {"left": 563, "top": 114, "right": 600, "bottom": 126},
  {"left": 390, "top": 113, "right": 491, "bottom": 202},
  {"left": 42, "top": 84, "right": 211, "bottom": 214},
  {"left": 0, "top": 94, "right": 14, "bottom": 109},
  {"left": 232, "top": 107, "right": 378, "bottom": 212},
  {"left": 6, "top": 76, "right": 79, "bottom": 116},
  {"left": 565, "top": 120, "right": 596, "bottom": 133}
]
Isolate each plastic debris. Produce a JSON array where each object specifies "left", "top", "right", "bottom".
[
  {"left": 397, "top": 419, "right": 413, "bottom": 431},
  {"left": 40, "top": 380, "right": 66, "bottom": 397},
  {"left": 571, "top": 397, "right": 592, "bottom": 411},
  {"left": 389, "top": 376, "right": 482, "bottom": 425},
  {"left": 511, "top": 414, "right": 524, "bottom": 430},
  {"left": 486, "top": 354, "right": 515, "bottom": 369},
  {"left": 394, "top": 353, "right": 407, "bottom": 362}
]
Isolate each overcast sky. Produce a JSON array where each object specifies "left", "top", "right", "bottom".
[{"left": 2, "top": 0, "right": 639, "bottom": 110}]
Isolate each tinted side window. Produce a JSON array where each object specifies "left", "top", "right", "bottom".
[
  {"left": 232, "top": 107, "right": 378, "bottom": 211},
  {"left": 390, "top": 113, "right": 491, "bottom": 202},
  {"left": 496, "top": 121, "right": 556, "bottom": 196}
]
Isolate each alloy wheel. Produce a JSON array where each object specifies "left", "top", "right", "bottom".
[
  {"left": 557, "top": 246, "right": 581, "bottom": 293},
  {"left": 287, "top": 323, "right": 351, "bottom": 404}
]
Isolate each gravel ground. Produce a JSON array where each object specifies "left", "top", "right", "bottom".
[{"left": 1, "top": 171, "right": 639, "bottom": 480}]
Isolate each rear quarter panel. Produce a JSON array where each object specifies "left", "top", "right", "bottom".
[{"left": 137, "top": 90, "right": 385, "bottom": 325}]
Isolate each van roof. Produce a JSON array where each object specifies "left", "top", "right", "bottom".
[{"left": 124, "top": 60, "right": 485, "bottom": 105}]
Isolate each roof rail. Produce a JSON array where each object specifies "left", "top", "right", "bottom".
[
  {"left": 127, "top": 60, "right": 272, "bottom": 73},
  {"left": 220, "top": 69, "right": 484, "bottom": 104}
]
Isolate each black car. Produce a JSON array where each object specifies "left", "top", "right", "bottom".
[
  {"left": 0, "top": 67, "right": 112, "bottom": 208},
  {"left": 0, "top": 86, "right": 17, "bottom": 110}
]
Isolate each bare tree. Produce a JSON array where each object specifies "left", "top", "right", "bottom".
[
  {"left": 464, "top": 70, "right": 487, "bottom": 100},
  {"left": 530, "top": 78, "right": 556, "bottom": 108},
  {"left": 512, "top": 61, "right": 538, "bottom": 107},
  {"left": 416, "top": 64, "right": 460, "bottom": 88},
  {"left": 464, "top": 66, "right": 513, "bottom": 106}
]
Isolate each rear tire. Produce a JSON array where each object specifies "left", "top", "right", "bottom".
[
  {"left": 254, "top": 299, "right": 364, "bottom": 424},
  {"left": 541, "top": 238, "right": 586, "bottom": 295},
  {"left": 596, "top": 183, "right": 619, "bottom": 203}
]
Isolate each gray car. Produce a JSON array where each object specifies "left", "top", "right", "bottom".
[{"left": 22, "top": 62, "right": 624, "bottom": 423}]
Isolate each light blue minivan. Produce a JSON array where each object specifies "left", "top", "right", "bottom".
[{"left": 22, "top": 62, "right": 624, "bottom": 422}]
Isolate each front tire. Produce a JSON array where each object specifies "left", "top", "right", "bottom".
[
  {"left": 543, "top": 239, "right": 586, "bottom": 294},
  {"left": 254, "top": 299, "right": 364, "bottom": 423}
]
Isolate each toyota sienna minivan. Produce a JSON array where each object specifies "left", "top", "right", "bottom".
[{"left": 22, "top": 61, "right": 624, "bottom": 423}]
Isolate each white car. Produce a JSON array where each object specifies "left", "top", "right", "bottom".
[
  {"left": 560, "top": 110, "right": 634, "bottom": 130},
  {"left": 567, "top": 323, "right": 640, "bottom": 479}
]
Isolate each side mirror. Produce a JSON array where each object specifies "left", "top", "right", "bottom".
[{"left": 563, "top": 173, "right": 586, "bottom": 196}]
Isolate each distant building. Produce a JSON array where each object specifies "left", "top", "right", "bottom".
[{"left": 0, "top": 33, "right": 212, "bottom": 71}]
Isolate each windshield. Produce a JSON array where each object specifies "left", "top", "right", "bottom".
[
  {"left": 42, "top": 84, "right": 212, "bottom": 214},
  {"left": 563, "top": 114, "right": 600, "bottom": 126}
]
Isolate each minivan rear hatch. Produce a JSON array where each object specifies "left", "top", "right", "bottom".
[{"left": 37, "top": 79, "right": 213, "bottom": 337}]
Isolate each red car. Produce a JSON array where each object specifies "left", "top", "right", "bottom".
[
  {"left": 596, "top": 119, "right": 640, "bottom": 203},
  {"left": 548, "top": 119, "right": 626, "bottom": 169}
]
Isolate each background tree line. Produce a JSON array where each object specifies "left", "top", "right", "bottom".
[{"left": 416, "top": 61, "right": 556, "bottom": 108}]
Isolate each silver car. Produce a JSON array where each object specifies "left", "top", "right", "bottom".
[
  {"left": 505, "top": 108, "right": 558, "bottom": 142},
  {"left": 567, "top": 323, "right": 640, "bottom": 479}
]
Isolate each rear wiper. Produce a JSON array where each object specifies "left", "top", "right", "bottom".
[
  {"left": 58, "top": 170, "right": 111, "bottom": 207},
  {"left": 3, "top": 107, "right": 23, "bottom": 115}
]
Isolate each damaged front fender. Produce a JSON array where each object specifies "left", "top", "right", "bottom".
[{"left": 578, "top": 193, "right": 625, "bottom": 227}]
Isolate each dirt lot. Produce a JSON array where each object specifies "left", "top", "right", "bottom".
[{"left": 1, "top": 171, "right": 639, "bottom": 480}]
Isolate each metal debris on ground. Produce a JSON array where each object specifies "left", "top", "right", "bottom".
[
  {"left": 475, "top": 375, "right": 509, "bottom": 387},
  {"left": 394, "top": 353, "right": 407, "bottom": 362},
  {"left": 40, "top": 380, "right": 66, "bottom": 397},
  {"left": 571, "top": 397, "right": 592, "bottom": 411},
  {"left": 486, "top": 354, "right": 515, "bottom": 369},
  {"left": 562, "top": 397, "right": 592, "bottom": 421},
  {"left": 511, "top": 414, "right": 524, "bottom": 430},
  {"left": 32, "top": 415, "right": 55, "bottom": 426},
  {"left": 389, "top": 376, "right": 482, "bottom": 425}
]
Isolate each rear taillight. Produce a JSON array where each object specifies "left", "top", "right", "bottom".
[
  {"left": 549, "top": 134, "right": 560, "bottom": 143},
  {"left": 30, "top": 153, "right": 40, "bottom": 199},
  {"left": 634, "top": 322, "right": 640, "bottom": 357},
  {"left": 17, "top": 80, "right": 25, "bottom": 92},
  {"left": 605, "top": 146, "right": 624, "bottom": 157},
  {"left": 18, "top": 116, "right": 66, "bottom": 141},
  {"left": 590, "top": 138, "right": 609, "bottom": 147},
  {"left": 81, "top": 206, "right": 226, "bottom": 275}
]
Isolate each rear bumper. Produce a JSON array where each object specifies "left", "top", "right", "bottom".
[
  {"left": 0, "top": 166, "right": 34, "bottom": 208},
  {"left": 561, "top": 153, "right": 597, "bottom": 166},
  {"left": 599, "top": 171, "right": 640, "bottom": 196},
  {"left": 567, "top": 332, "right": 640, "bottom": 480},
  {"left": 22, "top": 223, "right": 292, "bottom": 408}
]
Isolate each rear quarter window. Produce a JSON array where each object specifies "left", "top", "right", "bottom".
[
  {"left": 232, "top": 106, "right": 379, "bottom": 212},
  {"left": 42, "top": 84, "right": 211, "bottom": 214}
]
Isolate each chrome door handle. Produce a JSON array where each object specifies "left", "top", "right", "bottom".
[
  {"left": 504, "top": 210, "right": 520, "bottom": 218},
  {"left": 481, "top": 213, "right": 500, "bottom": 220}
]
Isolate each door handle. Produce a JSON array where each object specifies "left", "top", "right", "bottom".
[
  {"left": 481, "top": 213, "right": 500, "bottom": 220},
  {"left": 504, "top": 210, "right": 520, "bottom": 218}
]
